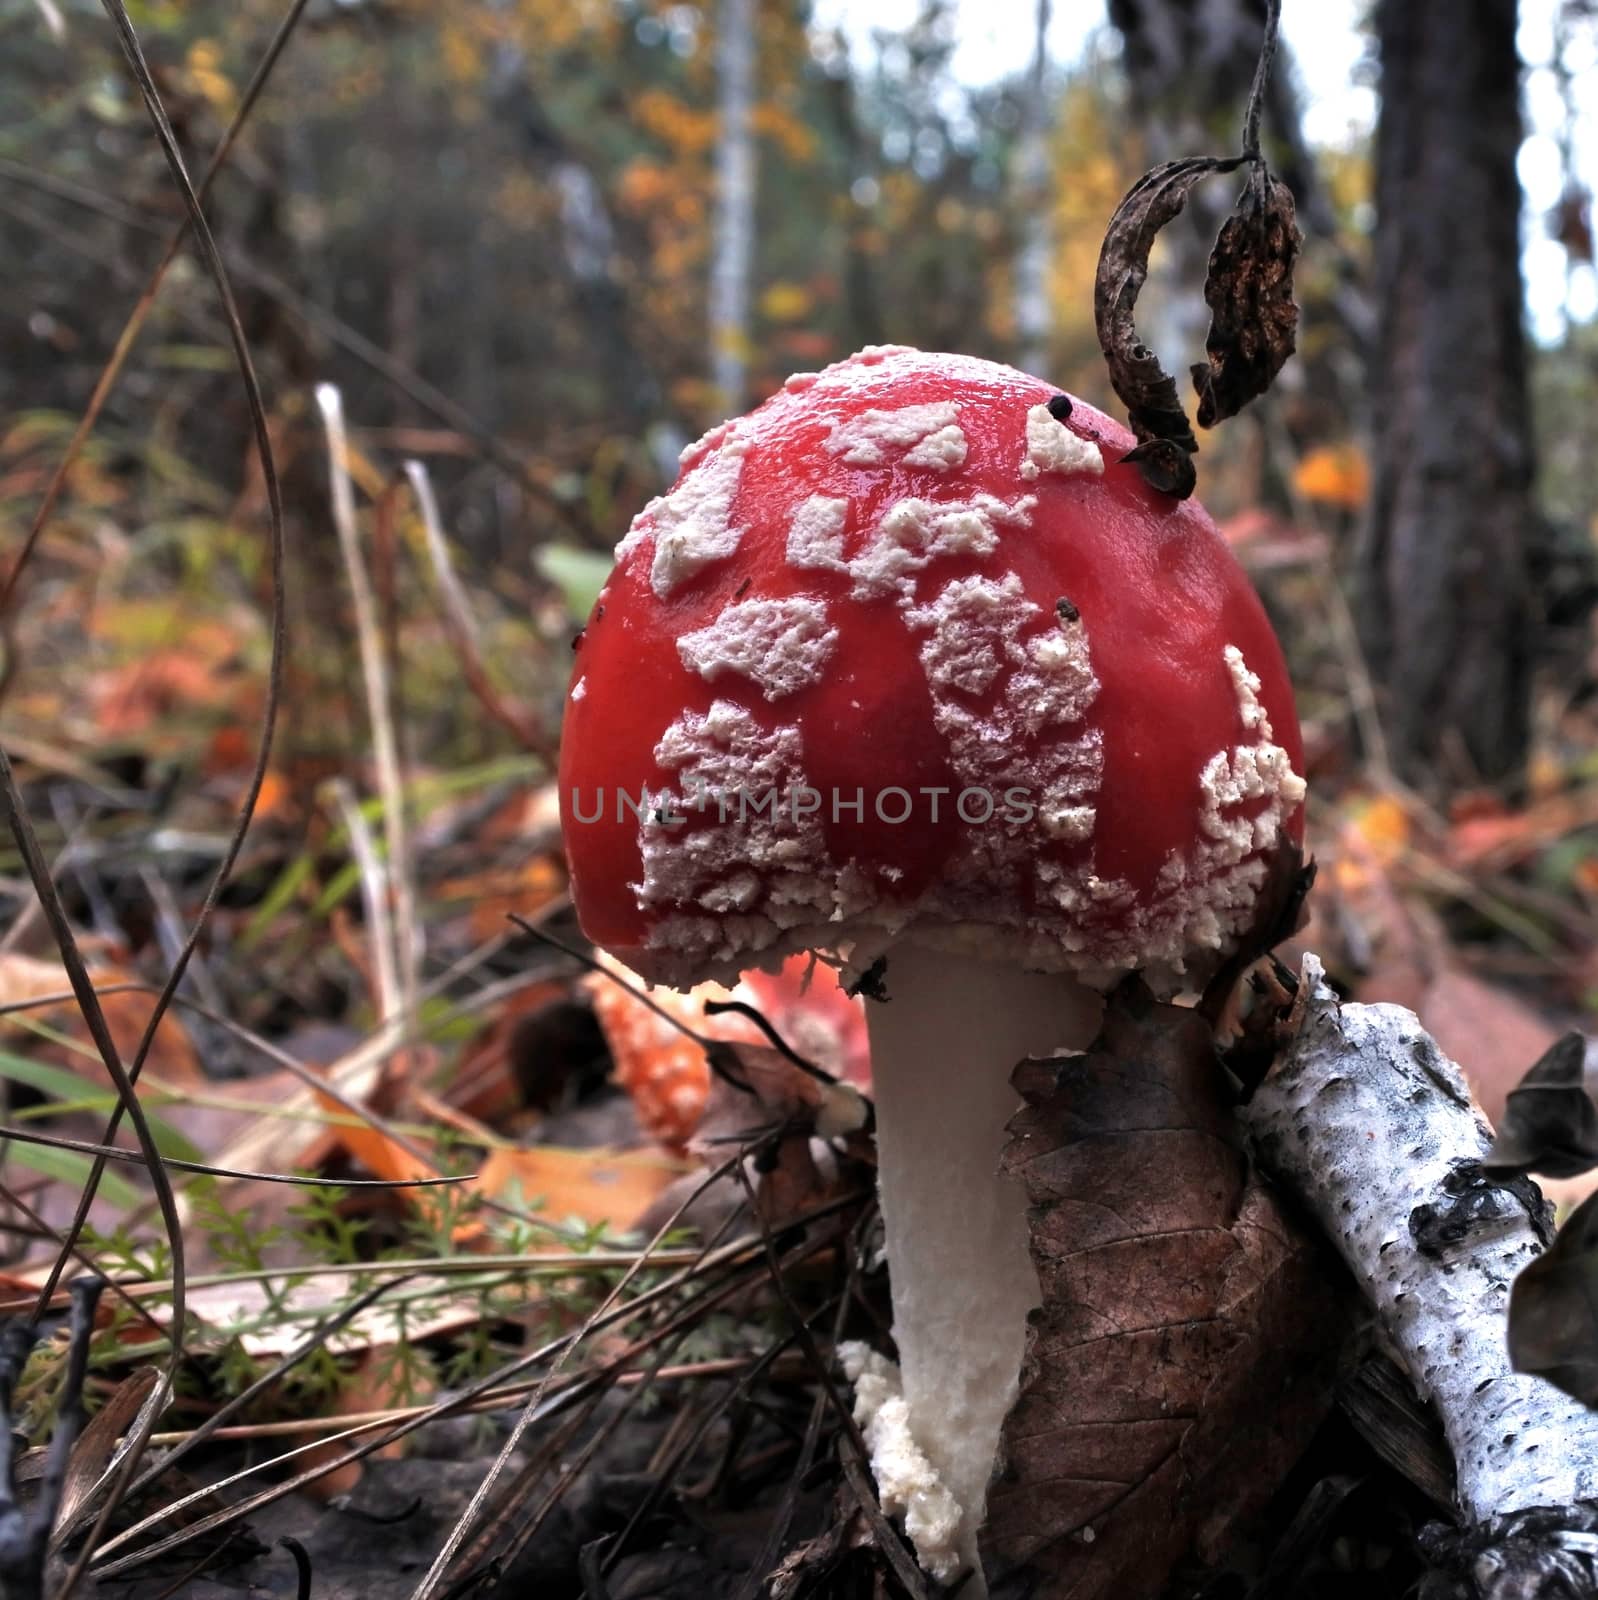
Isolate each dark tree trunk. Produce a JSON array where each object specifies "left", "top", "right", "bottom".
[{"left": 1358, "top": 0, "right": 1535, "bottom": 786}]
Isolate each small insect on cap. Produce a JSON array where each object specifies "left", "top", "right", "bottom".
[{"left": 559, "top": 345, "right": 1305, "bottom": 992}]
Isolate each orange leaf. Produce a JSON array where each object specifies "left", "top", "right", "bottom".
[
  {"left": 473, "top": 1144, "right": 682, "bottom": 1235},
  {"left": 0, "top": 952, "right": 203, "bottom": 1087},
  {"left": 1349, "top": 792, "right": 1411, "bottom": 866},
  {"left": 441, "top": 855, "right": 568, "bottom": 943},
  {"left": 1292, "top": 443, "right": 1369, "bottom": 509}
]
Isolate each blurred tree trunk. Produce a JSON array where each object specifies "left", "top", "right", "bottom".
[
  {"left": 1013, "top": 0, "right": 1053, "bottom": 377},
  {"left": 710, "top": 0, "right": 756, "bottom": 412},
  {"left": 819, "top": 55, "right": 885, "bottom": 353},
  {"left": 1356, "top": 0, "right": 1535, "bottom": 785},
  {"left": 490, "top": 47, "right": 660, "bottom": 438}
]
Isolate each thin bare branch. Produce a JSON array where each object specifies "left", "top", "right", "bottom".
[
  {"left": 0, "top": 1120, "right": 472, "bottom": 1187},
  {"left": 320, "top": 390, "right": 418, "bottom": 1025},
  {"left": 406, "top": 460, "right": 554, "bottom": 760},
  {"left": 39, "top": 1, "right": 299, "bottom": 1579}
]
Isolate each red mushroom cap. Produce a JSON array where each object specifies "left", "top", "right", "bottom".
[{"left": 559, "top": 346, "right": 1305, "bottom": 991}]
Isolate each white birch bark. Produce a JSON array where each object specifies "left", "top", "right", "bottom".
[
  {"left": 1242, "top": 957, "right": 1598, "bottom": 1530},
  {"left": 710, "top": 0, "right": 757, "bottom": 412},
  {"left": 1013, "top": 0, "right": 1053, "bottom": 378}
]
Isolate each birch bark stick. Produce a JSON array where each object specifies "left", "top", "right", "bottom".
[
  {"left": 709, "top": 0, "right": 756, "bottom": 413},
  {"left": 1242, "top": 957, "right": 1598, "bottom": 1539}
]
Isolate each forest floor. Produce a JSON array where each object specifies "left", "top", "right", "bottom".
[{"left": 0, "top": 467, "right": 1594, "bottom": 1596}]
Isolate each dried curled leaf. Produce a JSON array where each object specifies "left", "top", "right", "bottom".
[
  {"left": 982, "top": 982, "right": 1347, "bottom": 1599},
  {"left": 1191, "top": 162, "right": 1302, "bottom": 429},
  {"left": 1094, "top": 151, "right": 1300, "bottom": 500},
  {"left": 1484, "top": 1032, "right": 1598, "bottom": 1181},
  {"left": 1508, "top": 1187, "right": 1598, "bottom": 1407},
  {"left": 1094, "top": 157, "right": 1228, "bottom": 463}
]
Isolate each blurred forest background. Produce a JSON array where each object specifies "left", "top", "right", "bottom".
[
  {"left": 0, "top": 0, "right": 1597, "bottom": 1583},
  {"left": 0, "top": 0, "right": 1597, "bottom": 1109},
  {"left": 2, "top": 0, "right": 1598, "bottom": 1109}
]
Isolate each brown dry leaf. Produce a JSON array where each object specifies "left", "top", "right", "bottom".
[
  {"left": 1508, "top": 1187, "right": 1598, "bottom": 1406},
  {"left": 0, "top": 952, "right": 202, "bottom": 1087},
  {"left": 1191, "top": 162, "right": 1301, "bottom": 428},
  {"left": 982, "top": 983, "right": 1348, "bottom": 1598},
  {"left": 306, "top": 1064, "right": 486, "bottom": 1244},
  {"left": 315, "top": 1069, "right": 439, "bottom": 1196},
  {"left": 1445, "top": 789, "right": 1598, "bottom": 874},
  {"left": 1483, "top": 1033, "right": 1598, "bottom": 1181},
  {"left": 86, "top": 615, "right": 253, "bottom": 742},
  {"left": 54, "top": 1365, "right": 161, "bottom": 1541},
  {"left": 446, "top": 855, "right": 568, "bottom": 944},
  {"left": 473, "top": 1144, "right": 683, "bottom": 1236},
  {"left": 1095, "top": 143, "right": 1299, "bottom": 499}
]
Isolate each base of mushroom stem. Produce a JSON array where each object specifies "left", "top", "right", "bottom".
[{"left": 862, "top": 943, "right": 1102, "bottom": 1589}]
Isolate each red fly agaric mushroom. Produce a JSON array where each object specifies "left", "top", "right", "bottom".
[
  {"left": 583, "top": 950, "right": 870, "bottom": 1148},
  {"left": 558, "top": 345, "right": 1305, "bottom": 1585}
]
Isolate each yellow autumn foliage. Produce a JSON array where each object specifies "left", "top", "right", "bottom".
[
  {"left": 752, "top": 101, "right": 817, "bottom": 164},
  {"left": 185, "top": 38, "right": 236, "bottom": 117},
  {"left": 634, "top": 88, "right": 719, "bottom": 156},
  {"left": 759, "top": 281, "right": 813, "bottom": 323}
]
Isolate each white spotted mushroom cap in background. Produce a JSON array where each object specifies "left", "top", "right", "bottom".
[
  {"left": 558, "top": 344, "right": 1306, "bottom": 996},
  {"left": 581, "top": 949, "right": 870, "bottom": 1149}
]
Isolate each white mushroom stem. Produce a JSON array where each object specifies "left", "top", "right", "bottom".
[
  {"left": 1242, "top": 957, "right": 1598, "bottom": 1523},
  {"left": 862, "top": 943, "right": 1102, "bottom": 1590}
]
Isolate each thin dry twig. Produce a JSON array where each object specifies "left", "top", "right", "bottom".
[
  {"left": 30, "top": 0, "right": 66, "bottom": 41},
  {"left": 121, "top": 1272, "right": 412, "bottom": 1504},
  {"left": 320, "top": 388, "right": 419, "bottom": 1027},
  {"left": 402, "top": 1138, "right": 779, "bottom": 1600},
  {"left": 0, "top": 1249, "right": 710, "bottom": 1321},
  {"left": 84, "top": 1211, "right": 846, "bottom": 1577},
  {"left": 327, "top": 776, "right": 402, "bottom": 1028},
  {"left": 406, "top": 460, "right": 554, "bottom": 761},
  {"left": 0, "top": 743, "right": 185, "bottom": 1599},
  {"left": 142, "top": 1357, "right": 774, "bottom": 1447},
  {"left": 0, "top": 1120, "right": 471, "bottom": 1188},
  {"left": 0, "top": 1179, "right": 167, "bottom": 1341},
  {"left": 0, "top": 944, "right": 606, "bottom": 1250},
  {"left": 464, "top": 1188, "right": 774, "bottom": 1578},
  {"left": 35, "top": 2, "right": 297, "bottom": 1578}
]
